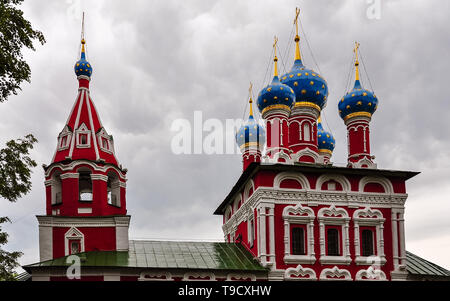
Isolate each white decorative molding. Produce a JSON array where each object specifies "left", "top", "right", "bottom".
[
  {"left": 97, "top": 127, "right": 115, "bottom": 154},
  {"left": 37, "top": 215, "right": 131, "bottom": 228},
  {"left": 77, "top": 208, "right": 92, "bottom": 214},
  {"left": 45, "top": 160, "right": 127, "bottom": 181},
  {"left": 284, "top": 265, "right": 317, "bottom": 281},
  {"left": 75, "top": 123, "right": 91, "bottom": 148},
  {"left": 273, "top": 172, "right": 310, "bottom": 190},
  {"left": 318, "top": 205, "right": 351, "bottom": 265},
  {"left": 183, "top": 272, "right": 215, "bottom": 281},
  {"left": 282, "top": 204, "right": 316, "bottom": 264},
  {"left": 350, "top": 156, "right": 377, "bottom": 169},
  {"left": 60, "top": 173, "right": 79, "bottom": 180},
  {"left": 57, "top": 125, "right": 72, "bottom": 151},
  {"left": 353, "top": 207, "right": 386, "bottom": 265},
  {"left": 221, "top": 186, "right": 408, "bottom": 237},
  {"left": 359, "top": 176, "right": 393, "bottom": 194},
  {"left": 355, "top": 267, "right": 387, "bottom": 281},
  {"left": 64, "top": 227, "right": 85, "bottom": 256},
  {"left": 316, "top": 174, "right": 351, "bottom": 192},
  {"left": 90, "top": 174, "right": 109, "bottom": 181},
  {"left": 243, "top": 179, "right": 255, "bottom": 202},
  {"left": 291, "top": 147, "right": 320, "bottom": 164},
  {"left": 319, "top": 266, "right": 352, "bottom": 281},
  {"left": 138, "top": 271, "right": 173, "bottom": 281},
  {"left": 226, "top": 274, "right": 256, "bottom": 281}
]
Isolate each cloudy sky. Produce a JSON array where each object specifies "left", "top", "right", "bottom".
[{"left": 1, "top": 0, "right": 449, "bottom": 271}]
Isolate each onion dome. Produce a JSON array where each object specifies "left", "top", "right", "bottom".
[
  {"left": 280, "top": 9, "right": 328, "bottom": 111},
  {"left": 236, "top": 97, "right": 266, "bottom": 152},
  {"left": 74, "top": 38, "right": 93, "bottom": 78},
  {"left": 257, "top": 37, "right": 295, "bottom": 116},
  {"left": 338, "top": 42, "right": 378, "bottom": 122},
  {"left": 317, "top": 117, "right": 335, "bottom": 154}
]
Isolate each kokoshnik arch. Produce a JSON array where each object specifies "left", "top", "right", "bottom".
[{"left": 22, "top": 9, "right": 450, "bottom": 281}]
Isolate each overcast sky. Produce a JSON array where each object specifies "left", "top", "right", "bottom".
[{"left": 1, "top": 0, "right": 449, "bottom": 271}]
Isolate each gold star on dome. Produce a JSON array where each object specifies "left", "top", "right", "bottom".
[
  {"left": 316, "top": 91, "right": 320, "bottom": 95},
  {"left": 282, "top": 76, "right": 287, "bottom": 80},
  {"left": 351, "top": 94, "right": 355, "bottom": 97},
  {"left": 289, "top": 74, "right": 294, "bottom": 78},
  {"left": 312, "top": 73, "right": 316, "bottom": 77},
  {"left": 357, "top": 101, "right": 362, "bottom": 105},
  {"left": 294, "top": 82, "right": 298, "bottom": 86},
  {"left": 346, "top": 105, "right": 350, "bottom": 109},
  {"left": 297, "top": 73, "right": 302, "bottom": 76},
  {"left": 322, "top": 85, "right": 325, "bottom": 89},
  {"left": 267, "top": 87, "right": 272, "bottom": 92},
  {"left": 301, "top": 89, "right": 306, "bottom": 94},
  {"left": 363, "top": 92, "right": 367, "bottom": 96},
  {"left": 264, "top": 99, "right": 267, "bottom": 103},
  {"left": 280, "top": 87, "right": 283, "bottom": 90},
  {"left": 274, "top": 96, "right": 278, "bottom": 100},
  {"left": 310, "top": 81, "right": 314, "bottom": 85},
  {"left": 368, "top": 102, "right": 372, "bottom": 106},
  {"left": 305, "top": 72, "right": 309, "bottom": 76},
  {"left": 285, "top": 97, "right": 289, "bottom": 101}
]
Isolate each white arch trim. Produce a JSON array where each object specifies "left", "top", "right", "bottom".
[
  {"left": 355, "top": 267, "right": 387, "bottom": 281},
  {"left": 319, "top": 266, "right": 352, "bottom": 281},
  {"left": 359, "top": 176, "right": 394, "bottom": 194},
  {"left": 274, "top": 171, "right": 310, "bottom": 190},
  {"left": 284, "top": 265, "right": 317, "bottom": 281},
  {"left": 316, "top": 174, "right": 351, "bottom": 192}
]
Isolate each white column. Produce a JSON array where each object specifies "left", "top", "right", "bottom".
[
  {"left": 354, "top": 224, "right": 360, "bottom": 257},
  {"left": 319, "top": 222, "right": 325, "bottom": 257},
  {"left": 268, "top": 206, "right": 275, "bottom": 264},
  {"left": 284, "top": 220, "right": 289, "bottom": 257},
  {"left": 398, "top": 211, "right": 406, "bottom": 267},
  {"left": 309, "top": 221, "right": 315, "bottom": 256},
  {"left": 258, "top": 206, "right": 267, "bottom": 264},
  {"left": 391, "top": 210, "right": 399, "bottom": 270}
]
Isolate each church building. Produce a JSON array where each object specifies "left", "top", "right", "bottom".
[{"left": 22, "top": 10, "right": 450, "bottom": 281}]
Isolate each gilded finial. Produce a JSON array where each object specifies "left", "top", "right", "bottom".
[
  {"left": 318, "top": 116, "right": 322, "bottom": 123},
  {"left": 354, "top": 41, "right": 360, "bottom": 81},
  {"left": 248, "top": 82, "right": 254, "bottom": 117},
  {"left": 273, "top": 36, "right": 279, "bottom": 77},
  {"left": 294, "top": 7, "right": 302, "bottom": 61}
]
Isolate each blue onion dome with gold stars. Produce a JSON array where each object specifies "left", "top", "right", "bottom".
[
  {"left": 338, "top": 43, "right": 378, "bottom": 122},
  {"left": 280, "top": 10, "right": 328, "bottom": 111},
  {"left": 257, "top": 38, "right": 295, "bottom": 116},
  {"left": 317, "top": 117, "right": 335, "bottom": 154},
  {"left": 74, "top": 39, "right": 93, "bottom": 77},
  {"left": 236, "top": 98, "right": 266, "bottom": 152}
]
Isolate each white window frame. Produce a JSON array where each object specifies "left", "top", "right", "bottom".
[
  {"left": 283, "top": 204, "right": 316, "bottom": 264},
  {"left": 76, "top": 123, "right": 91, "bottom": 148},
  {"left": 318, "top": 205, "right": 351, "bottom": 265},
  {"left": 57, "top": 126, "right": 72, "bottom": 151},
  {"left": 64, "top": 227, "right": 85, "bottom": 256},
  {"left": 97, "top": 128, "right": 115, "bottom": 154},
  {"left": 353, "top": 207, "right": 386, "bottom": 265}
]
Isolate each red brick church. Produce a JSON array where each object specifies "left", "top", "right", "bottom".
[{"left": 21, "top": 11, "right": 450, "bottom": 281}]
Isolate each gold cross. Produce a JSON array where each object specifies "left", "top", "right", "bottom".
[{"left": 294, "top": 7, "right": 300, "bottom": 35}]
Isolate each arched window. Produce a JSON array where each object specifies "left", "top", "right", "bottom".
[
  {"left": 327, "top": 228, "right": 340, "bottom": 256},
  {"left": 291, "top": 227, "right": 305, "bottom": 255},
  {"left": 107, "top": 171, "right": 120, "bottom": 207},
  {"left": 52, "top": 171, "right": 62, "bottom": 205},
  {"left": 303, "top": 123, "right": 310, "bottom": 141},
  {"left": 78, "top": 169, "right": 92, "bottom": 201},
  {"left": 361, "top": 229, "right": 374, "bottom": 256}
]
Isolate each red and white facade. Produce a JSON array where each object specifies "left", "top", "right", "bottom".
[{"left": 38, "top": 38, "right": 130, "bottom": 262}]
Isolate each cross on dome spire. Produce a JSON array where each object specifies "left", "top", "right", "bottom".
[
  {"left": 294, "top": 7, "right": 302, "bottom": 61},
  {"left": 273, "top": 36, "right": 279, "bottom": 77},
  {"left": 354, "top": 41, "right": 360, "bottom": 82},
  {"left": 248, "top": 82, "right": 254, "bottom": 117}
]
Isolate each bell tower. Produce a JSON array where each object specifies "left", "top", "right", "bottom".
[{"left": 38, "top": 17, "right": 130, "bottom": 261}]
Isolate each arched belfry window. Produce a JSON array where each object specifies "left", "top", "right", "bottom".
[
  {"left": 52, "top": 171, "right": 62, "bottom": 206},
  {"left": 107, "top": 171, "right": 120, "bottom": 207},
  {"left": 78, "top": 168, "right": 92, "bottom": 202}
]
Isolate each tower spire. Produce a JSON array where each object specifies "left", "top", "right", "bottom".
[
  {"left": 81, "top": 12, "right": 86, "bottom": 57},
  {"left": 354, "top": 41, "right": 360, "bottom": 82},
  {"left": 273, "top": 36, "right": 279, "bottom": 77},
  {"left": 294, "top": 7, "right": 302, "bottom": 61}
]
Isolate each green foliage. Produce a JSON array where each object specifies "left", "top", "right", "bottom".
[
  {"left": 0, "top": 135, "right": 37, "bottom": 280},
  {"left": 0, "top": 134, "right": 38, "bottom": 202},
  {"left": 0, "top": 217, "right": 22, "bottom": 281},
  {"left": 0, "top": 0, "right": 46, "bottom": 103}
]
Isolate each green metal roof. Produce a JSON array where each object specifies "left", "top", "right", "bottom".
[
  {"left": 406, "top": 251, "right": 450, "bottom": 277},
  {"left": 23, "top": 240, "right": 267, "bottom": 272}
]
